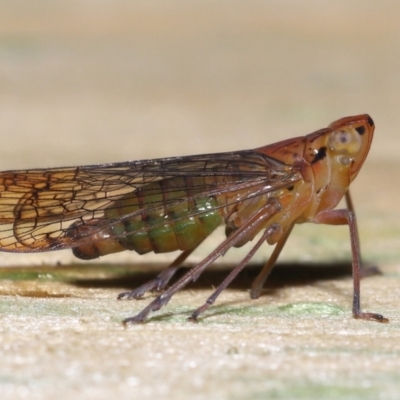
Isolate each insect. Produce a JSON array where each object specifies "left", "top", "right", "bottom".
[{"left": 0, "top": 114, "right": 388, "bottom": 324}]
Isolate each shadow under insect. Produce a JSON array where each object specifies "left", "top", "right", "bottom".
[{"left": 68, "top": 261, "right": 355, "bottom": 292}]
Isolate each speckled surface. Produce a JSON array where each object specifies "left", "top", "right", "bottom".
[{"left": 0, "top": 1, "right": 400, "bottom": 399}]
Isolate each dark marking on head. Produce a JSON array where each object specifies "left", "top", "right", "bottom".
[
  {"left": 367, "top": 116, "right": 374, "bottom": 127},
  {"left": 311, "top": 146, "right": 327, "bottom": 165},
  {"left": 355, "top": 126, "right": 365, "bottom": 135},
  {"left": 287, "top": 185, "right": 294, "bottom": 191}
]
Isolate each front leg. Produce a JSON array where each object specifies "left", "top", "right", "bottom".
[{"left": 314, "top": 208, "right": 388, "bottom": 323}]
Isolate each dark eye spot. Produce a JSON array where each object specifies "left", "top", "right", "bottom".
[
  {"left": 287, "top": 185, "right": 294, "bottom": 191},
  {"left": 367, "top": 116, "right": 374, "bottom": 127},
  {"left": 311, "top": 146, "right": 327, "bottom": 164},
  {"left": 355, "top": 126, "right": 365, "bottom": 135}
]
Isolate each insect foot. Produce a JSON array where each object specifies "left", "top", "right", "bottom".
[{"left": 353, "top": 311, "right": 389, "bottom": 323}]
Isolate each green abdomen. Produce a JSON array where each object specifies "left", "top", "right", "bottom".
[{"left": 102, "top": 177, "right": 224, "bottom": 255}]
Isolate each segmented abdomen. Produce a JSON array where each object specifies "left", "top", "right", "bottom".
[{"left": 70, "top": 176, "right": 226, "bottom": 260}]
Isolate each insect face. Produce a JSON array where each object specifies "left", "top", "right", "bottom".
[{"left": 328, "top": 114, "right": 374, "bottom": 180}]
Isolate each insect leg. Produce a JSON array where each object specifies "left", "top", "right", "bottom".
[
  {"left": 344, "top": 190, "right": 355, "bottom": 213},
  {"left": 117, "top": 246, "right": 200, "bottom": 300},
  {"left": 314, "top": 208, "right": 389, "bottom": 323},
  {"left": 250, "top": 223, "right": 294, "bottom": 299},
  {"left": 345, "top": 190, "right": 381, "bottom": 278},
  {"left": 123, "top": 200, "right": 281, "bottom": 325},
  {"left": 189, "top": 224, "right": 280, "bottom": 321}
]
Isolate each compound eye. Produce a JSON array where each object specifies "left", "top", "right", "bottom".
[{"left": 328, "top": 127, "right": 362, "bottom": 155}]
